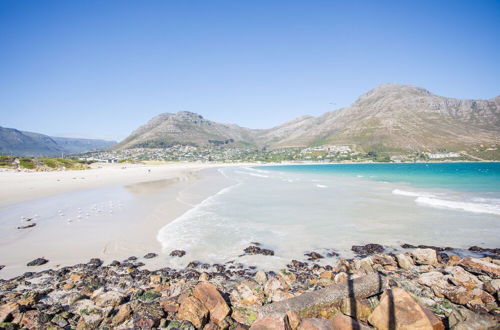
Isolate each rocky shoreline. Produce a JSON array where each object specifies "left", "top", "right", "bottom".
[{"left": 0, "top": 244, "right": 499, "bottom": 329}]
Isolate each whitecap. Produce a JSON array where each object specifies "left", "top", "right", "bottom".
[
  {"left": 392, "top": 189, "right": 436, "bottom": 198},
  {"left": 316, "top": 184, "right": 328, "bottom": 188},
  {"left": 415, "top": 197, "right": 500, "bottom": 216}
]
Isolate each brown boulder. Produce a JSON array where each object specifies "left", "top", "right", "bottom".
[
  {"left": 193, "top": 282, "right": 231, "bottom": 324},
  {"left": 340, "top": 297, "right": 373, "bottom": 321},
  {"left": 297, "top": 318, "right": 333, "bottom": 330},
  {"left": 250, "top": 315, "right": 290, "bottom": 330},
  {"left": 18, "top": 310, "right": 44, "bottom": 329},
  {"left": 331, "top": 313, "right": 372, "bottom": 330},
  {"left": 177, "top": 296, "right": 209, "bottom": 329},
  {"left": 446, "top": 266, "right": 483, "bottom": 290},
  {"left": 411, "top": 249, "right": 438, "bottom": 265},
  {"left": 368, "top": 288, "right": 444, "bottom": 330},
  {"left": 395, "top": 253, "right": 414, "bottom": 270},
  {"left": 459, "top": 257, "right": 500, "bottom": 278},
  {"left": 0, "top": 302, "right": 19, "bottom": 323},
  {"left": 112, "top": 304, "right": 132, "bottom": 325}
]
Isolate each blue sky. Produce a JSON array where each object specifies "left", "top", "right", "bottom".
[{"left": 1, "top": 1, "right": 499, "bottom": 141}]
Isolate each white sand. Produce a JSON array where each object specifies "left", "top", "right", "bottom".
[
  {"left": 0, "top": 162, "right": 249, "bottom": 279},
  {"left": 0, "top": 162, "right": 238, "bottom": 207}
]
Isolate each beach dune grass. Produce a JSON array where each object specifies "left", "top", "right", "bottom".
[{"left": 0, "top": 155, "right": 89, "bottom": 171}]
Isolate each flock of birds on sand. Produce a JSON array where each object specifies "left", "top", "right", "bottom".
[{"left": 17, "top": 200, "right": 124, "bottom": 229}]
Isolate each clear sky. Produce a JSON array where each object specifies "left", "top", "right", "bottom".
[{"left": 1, "top": 0, "right": 499, "bottom": 141}]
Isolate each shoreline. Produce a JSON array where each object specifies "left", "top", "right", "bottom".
[
  {"left": 0, "top": 243, "right": 497, "bottom": 329},
  {"left": 0, "top": 162, "right": 254, "bottom": 208},
  {"left": 0, "top": 164, "right": 240, "bottom": 279}
]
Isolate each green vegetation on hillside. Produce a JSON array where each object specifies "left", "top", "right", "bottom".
[{"left": 0, "top": 155, "right": 89, "bottom": 171}]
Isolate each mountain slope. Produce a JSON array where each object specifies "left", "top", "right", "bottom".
[
  {"left": 51, "top": 137, "right": 116, "bottom": 154},
  {"left": 116, "top": 84, "right": 500, "bottom": 153},
  {"left": 0, "top": 127, "right": 116, "bottom": 157},
  {"left": 258, "top": 84, "right": 500, "bottom": 151},
  {"left": 115, "top": 111, "right": 259, "bottom": 149},
  {"left": 0, "top": 127, "right": 62, "bottom": 157}
]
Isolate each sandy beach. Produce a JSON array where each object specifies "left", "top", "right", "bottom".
[{"left": 0, "top": 162, "right": 246, "bottom": 279}]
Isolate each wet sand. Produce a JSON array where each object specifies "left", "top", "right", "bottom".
[{"left": 0, "top": 164, "right": 238, "bottom": 279}]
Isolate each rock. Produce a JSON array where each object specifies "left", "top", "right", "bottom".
[
  {"left": 0, "top": 265, "right": 4, "bottom": 271},
  {"left": 0, "top": 302, "right": 19, "bottom": 323},
  {"left": 250, "top": 316, "right": 290, "bottom": 330},
  {"left": 319, "top": 271, "right": 333, "bottom": 280},
  {"left": 133, "top": 303, "right": 165, "bottom": 328},
  {"left": 459, "top": 257, "right": 500, "bottom": 278},
  {"left": 304, "top": 252, "right": 324, "bottom": 260},
  {"left": 254, "top": 271, "right": 267, "bottom": 284},
  {"left": 69, "top": 273, "right": 84, "bottom": 282},
  {"left": 165, "top": 320, "right": 197, "bottom": 330},
  {"left": 199, "top": 272, "right": 210, "bottom": 281},
  {"left": 445, "top": 266, "right": 483, "bottom": 289},
  {"left": 18, "top": 310, "right": 44, "bottom": 329},
  {"left": 264, "top": 277, "right": 282, "bottom": 296},
  {"left": 340, "top": 298, "right": 372, "bottom": 322},
  {"left": 353, "top": 257, "right": 374, "bottom": 273},
  {"left": 442, "top": 286, "right": 495, "bottom": 310},
  {"left": 17, "top": 223, "right": 36, "bottom": 229},
  {"left": 244, "top": 246, "right": 275, "bottom": 256},
  {"left": 88, "top": 258, "right": 103, "bottom": 267},
  {"left": 259, "top": 273, "right": 386, "bottom": 319},
  {"left": 468, "top": 246, "right": 500, "bottom": 256},
  {"left": 150, "top": 274, "right": 162, "bottom": 284},
  {"left": 112, "top": 304, "right": 132, "bottom": 325},
  {"left": 297, "top": 318, "right": 333, "bottom": 330},
  {"left": 170, "top": 250, "right": 186, "bottom": 257},
  {"left": 26, "top": 258, "right": 48, "bottom": 266},
  {"left": 269, "top": 289, "right": 294, "bottom": 302},
  {"left": 288, "top": 260, "right": 307, "bottom": 269},
  {"left": 411, "top": 248, "right": 438, "bottom": 265},
  {"left": 331, "top": 313, "right": 371, "bottom": 330},
  {"left": 368, "top": 288, "right": 444, "bottom": 330},
  {"left": 448, "top": 306, "right": 498, "bottom": 330},
  {"left": 334, "top": 272, "right": 348, "bottom": 283},
  {"left": 51, "top": 314, "right": 68, "bottom": 328},
  {"left": 93, "top": 291, "right": 125, "bottom": 307},
  {"left": 371, "top": 254, "right": 397, "bottom": 267},
  {"left": 193, "top": 282, "right": 231, "bottom": 324},
  {"left": 177, "top": 296, "right": 209, "bottom": 329},
  {"left": 484, "top": 279, "right": 500, "bottom": 294},
  {"left": 351, "top": 243, "right": 384, "bottom": 255},
  {"left": 286, "top": 311, "right": 301, "bottom": 330},
  {"left": 231, "top": 280, "right": 265, "bottom": 306},
  {"left": 144, "top": 253, "right": 158, "bottom": 259},
  {"left": 232, "top": 306, "right": 258, "bottom": 326},
  {"left": 396, "top": 253, "right": 414, "bottom": 270},
  {"left": 62, "top": 282, "right": 75, "bottom": 290}
]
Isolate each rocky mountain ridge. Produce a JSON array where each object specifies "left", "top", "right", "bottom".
[
  {"left": 0, "top": 126, "right": 116, "bottom": 157},
  {"left": 117, "top": 84, "right": 500, "bottom": 153}
]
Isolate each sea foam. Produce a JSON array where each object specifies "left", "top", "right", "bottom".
[
  {"left": 392, "top": 189, "right": 436, "bottom": 198},
  {"left": 415, "top": 196, "right": 500, "bottom": 216}
]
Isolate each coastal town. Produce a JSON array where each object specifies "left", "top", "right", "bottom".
[{"left": 72, "top": 145, "right": 478, "bottom": 165}]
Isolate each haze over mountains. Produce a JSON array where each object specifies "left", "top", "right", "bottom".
[
  {"left": 0, "top": 127, "right": 116, "bottom": 157},
  {"left": 117, "top": 84, "right": 500, "bottom": 153}
]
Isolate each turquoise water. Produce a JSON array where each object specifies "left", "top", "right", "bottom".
[
  {"left": 261, "top": 162, "right": 500, "bottom": 192},
  {"left": 157, "top": 164, "right": 500, "bottom": 271}
]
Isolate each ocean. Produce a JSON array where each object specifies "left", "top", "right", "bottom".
[{"left": 157, "top": 162, "right": 500, "bottom": 270}]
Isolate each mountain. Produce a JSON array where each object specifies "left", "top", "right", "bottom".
[
  {"left": 115, "top": 84, "right": 500, "bottom": 154},
  {"left": 260, "top": 84, "right": 500, "bottom": 152},
  {"left": 50, "top": 137, "right": 116, "bottom": 154},
  {"left": 0, "top": 127, "right": 116, "bottom": 157},
  {"left": 115, "top": 111, "right": 259, "bottom": 149}
]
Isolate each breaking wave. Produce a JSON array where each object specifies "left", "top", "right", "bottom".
[{"left": 415, "top": 197, "right": 500, "bottom": 216}]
